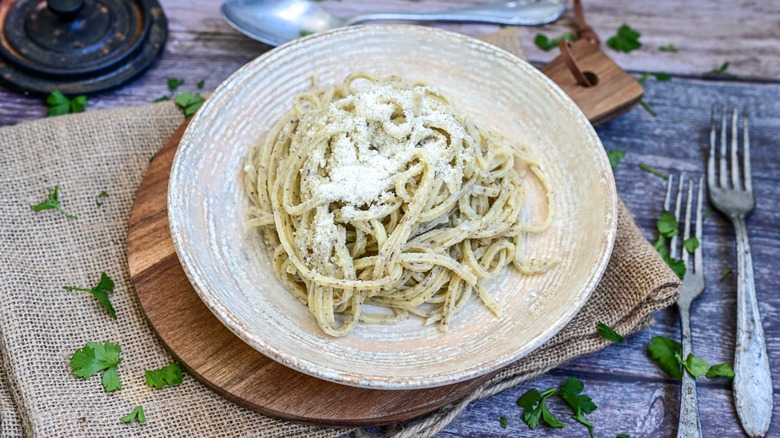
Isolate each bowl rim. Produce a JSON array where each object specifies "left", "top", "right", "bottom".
[{"left": 168, "top": 24, "right": 618, "bottom": 389}]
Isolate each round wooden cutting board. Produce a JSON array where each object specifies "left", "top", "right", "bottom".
[{"left": 126, "top": 123, "right": 496, "bottom": 427}]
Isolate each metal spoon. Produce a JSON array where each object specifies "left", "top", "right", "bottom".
[{"left": 221, "top": 0, "right": 565, "bottom": 46}]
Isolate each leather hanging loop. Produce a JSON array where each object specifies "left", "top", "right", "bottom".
[
  {"left": 573, "top": 0, "right": 600, "bottom": 45},
  {"left": 559, "top": 40, "right": 595, "bottom": 87}
]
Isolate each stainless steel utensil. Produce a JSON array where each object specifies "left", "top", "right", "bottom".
[
  {"left": 665, "top": 174, "right": 706, "bottom": 438},
  {"left": 708, "top": 104, "right": 773, "bottom": 437},
  {"left": 220, "top": 0, "right": 565, "bottom": 46}
]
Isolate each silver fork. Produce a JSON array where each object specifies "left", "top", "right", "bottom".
[
  {"left": 708, "top": 104, "right": 773, "bottom": 437},
  {"left": 666, "top": 174, "right": 706, "bottom": 438}
]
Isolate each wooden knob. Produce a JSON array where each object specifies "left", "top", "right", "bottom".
[{"left": 47, "top": 0, "right": 85, "bottom": 21}]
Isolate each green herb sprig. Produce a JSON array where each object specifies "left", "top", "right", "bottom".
[
  {"left": 30, "top": 185, "right": 77, "bottom": 219},
  {"left": 534, "top": 32, "right": 576, "bottom": 51},
  {"left": 647, "top": 336, "right": 734, "bottom": 380},
  {"left": 607, "top": 24, "right": 641, "bottom": 53},
  {"left": 121, "top": 405, "right": 146, "bottom": 424},
  {"left": 46, "top": 91, "right": 88, "bottom": 117},
  {"left": 70, "top": 341, "right": 123, "bottom": 392},
  {"left": 63, "top": 272, "right": 117, "bottom": 318}
]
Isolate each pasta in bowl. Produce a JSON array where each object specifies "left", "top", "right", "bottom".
[{"left": 169, "top": 25, "right": 617, "bottom": 389}]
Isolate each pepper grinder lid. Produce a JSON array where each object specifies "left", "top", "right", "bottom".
[{"left": 0, "top": 0, "right": 167, "bottom": 96}]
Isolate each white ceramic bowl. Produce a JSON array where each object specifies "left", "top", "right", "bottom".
[{"left": 168, "top": 25, "right": 617, "bottom": 389}]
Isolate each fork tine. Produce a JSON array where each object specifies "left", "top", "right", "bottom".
[
  {"left": 743, "top": 106, "right": 753, "bottom": 192},
  {"left": 731, "top": 107, "right": 741, "bottom": 190},
  {"left": 681, "top": 178, "right": 693, "bottom": 267},
  {"left": 719, "top": 104, "right": 729, "bottom": 188},
  {"left": 671, "top": 173, "right": 684, "bottom": 260},
  {"left": 664, "top": 174, "right": 674, "bottom": 211},
  {"left": 694, "top": 177, "right": 704, "bottom": 274},
  {"left": 708, "top": 104, "right": 718, "bottom": 191}
]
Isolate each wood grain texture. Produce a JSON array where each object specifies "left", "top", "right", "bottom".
[
  {"left": 2, "top": 0, "right": 779, "bottom": 127},
  {"left": 127, "top": 122, "right": 501, "bottom": 427},
  {"left": 4, "top": 1, "right": 780, "bottom": 436}
]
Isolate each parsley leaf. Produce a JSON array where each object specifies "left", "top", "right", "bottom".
[
  {"left": 70, "top": 341, "right": 122, "bottom": 392},
  {"left": 96, "top": 191, "right": 109, "bottom": 207},
  {"left": 197, "top": 80, "right": 205, "bottom": 89},
  {"left": 167, "top": 78, "right": 185, "bottom": 92},
  {"left": 174, "top": 92, "right": 205, "bottom": 117},
  {"left": 647, "top": 336, "right": 682, "bottom": 380},
  {"left": 638, "top": 72, "right": 671, "bottom": 84},
  {"left": 706, "top": 363, "right": 735, "bottom": 379},
  {"left": 559, "top": 377, "right": 597, "bottom": 437},
  {"left": 720, "top": 267, "right": 733, "bottom": 282},
  {"left": 657, "top": 211, "right": 679, "bottom": 237},
  {"left": 63, "top": 272, "right": 117, "bottom": 318},
  {"left": 299, "top": 30, "right": 313, "bottom": 37},
  {"left": 607, "top": 150, "right": 625, "bottom": 169},
  {"left": 617, "top": 435, "right": 630, "bottom": 438},
  {"left": 46, "top": 90, "right": 88, "bottom": 117},
  {"left": 705, "top": 62, "right": 738, "bottom": 78},
  {"left": 607, "top": 24, "right": 642, "bottom": 53},
  {"left": 499, "top": 416, "right": 507, "bottom": 429},
  {"left": 145, "top": 362, "right": 183, "bottom": 388},
  {"left": 153, "top": 96, "right": 170, "bottom": 103},
  {"left": 659, "top": 44, "right": 678, "bottom": 53},
  {"left": 121, "top": 405, "right": 146, "bottom": 424},
  {"left": 534, "top": 32, "right": 576, "bottom": 51},
  {"left": 639, "top": 164, "right": 668, "bottom": 180},
  {"left": 30, "top": 185, "right": 77, "bottom": 219},
  {"left": 597, "top": 322, "right": 624, "bottom": 343},
  {"left": 639, "top": 100, "right": 657, "bottom": 117},
  {"left": 675, "top": 353, "right": 709, "bottom": 378},
  {"left": 518, "top": 388, "right": 561, "bottom": 430},
  {"left": 684, "top": 237, "right": 699, "bottom": 253},
  {"left": 666, "top": 258, "right": 687, "bottom": 279}
]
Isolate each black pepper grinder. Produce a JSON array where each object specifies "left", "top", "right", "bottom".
[{"left": 0, "top": 0, "right": 168, "bottom": 96}]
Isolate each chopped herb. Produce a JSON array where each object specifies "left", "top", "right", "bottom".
[
  {"left": 666, "top": 258, "right": 686, "bottom": 279},
  {"left": 705, "top": 61, "right": 738, "bottom": 78},
  {"left": 534, "top": 32, "right": 576, "bottom": 51},
  {"left": 607, "top": 150, "right": 626, "bottom": 169},
  {"left": 684, "top": 237, "right": 699, "bottom": 253},
  {"left": 675, "top": 353, "right": 710, "bottom": 378},
  {"left": 560, "top": 377, "right": 597, "bottom": 437},
  {"left": 518, "top": 388, "right": 563, "bottom": 430},
  {"left": 639, "top": 100, "right": 657, "bottom": 117},
  {"left": 64, "top": 272, "right": 117, "bottom": 318},
  {"left": 167, "top": 78, "right": 185, "bottom": 92},
  {"left": 174, "top": 92, "right": 205, "bottom": 117},
  {"left": 639, "top": 164, "right": 668, "bottom": 180},
  {"left": 149, "top": 153, "right": 156, "bottom": 163},
  {"left": 299, "top": 30, "right": 313, "bottom": 37},
  {"left": 659, "top": 44, "right": 678, "bottom": 53},
  {"left": 30, "top": 185, "right": 77, "bottom": 219},
  {"left": 706, "top": 363, "right": 735, "bottom": 378},
  {"left": 657, "top": 211, "right": 679, "bottom": 237},
  {"left": 197, "top": 80, "right": 205, "bottom": 89},
  {"left": 46, "top": 90, "right": 88, "bottom": 116},
  {"left": 703, "top": 208, "right": 713, "bottom": 220},
  {"left": 638, "top": 72, "right": 671, "bottom": 83},
  {"left": 153, "top": 96, "right": 170, "bottom": 103},
  {"left": 647, "top": 336, "right": 682, "bottom": 380},
  {"left": 145, "top": 362, "right": 183, "bottom": 388},
  {"left": 499, "top": 416, "right": 507, "bottom": 429},
  {"left": 617, "top": 434, "right": 630, "bottom": 438},
  {"left": 96, "top": 191, "right": 109, "bottom": 207},
  {"left": 607, "top": 24, "right": 641, "bottom": 53},
  {"left": 70, "top": 341, "right": 122, "bottom": 392},
  {"left": 597, "top": 322, "right": 624, "bottom": 343},
  {"left": 121, "top": 405, "right": 146, "bottom": 424},
  {"left": 720, "top": 267, "right": 733, "bottom": 282}
]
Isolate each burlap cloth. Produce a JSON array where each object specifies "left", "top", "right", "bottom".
[{"left": 0, "top": 31, "right": 679, "bottom": 437}]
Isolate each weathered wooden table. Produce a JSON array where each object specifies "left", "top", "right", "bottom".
[{"left": 2, "top": 1, "right": 778, "bottom": 436}]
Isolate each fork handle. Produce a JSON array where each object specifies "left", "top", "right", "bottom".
[
  {"left": 677, "top": 304, "right": 703, "bottom": 438},
  {"left": 733, "top": 216, "right": 773, "bottom": 437}
]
